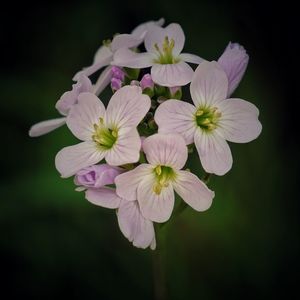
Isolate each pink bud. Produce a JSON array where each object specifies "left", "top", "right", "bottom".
[
  {"left": 111, "top": 77, "right": 122, "bottom": 91},
  {"left": 169, "top": 86, "right": 180, "bottom": 95},
  {"left": 111, "top": 66, "right": 125, "bottom": 81},
  {"left": 218, "top": 42, "right": 249, "bottom": 96},
  {"left": 140, "top": 74, "right": 154, "bottom": 90},
  {"left": 74, "top": 164, "right": 123, "bottom": 189}
]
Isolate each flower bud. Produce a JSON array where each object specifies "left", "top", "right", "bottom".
[
  {"left": 111, "top": 77, "right": 123, "bottom": 91},
  {"left": 218, "top": 42, "right": 249, "bottom": 96},
  {"left": 111, "top": 66, "right": 125, "bottom": 81},
  {"left": 168, "top": 86, "right": 182, "bottom": 99},
  {"left": 140, "top": 74, "right": 154, "bottom": 90},
  {"left": 74, "top": 164, "right": 123, "bottom": 189}
]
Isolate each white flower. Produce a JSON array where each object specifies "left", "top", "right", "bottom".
[
  {"left": 155, "top": 61, "right": 262, "bottom": 175},
  {"left": 112, "top": 23, "right": 204, "bottom": 87},
  {"left": 115, "top": 134, "right": 214, "bottom": 223},
  {"left": 55, "top": 86, "right": 150, "bottom": 178}
]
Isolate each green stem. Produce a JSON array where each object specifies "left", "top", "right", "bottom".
[{"left": 152, "top": 224, "right": 167, "bottom": 300}]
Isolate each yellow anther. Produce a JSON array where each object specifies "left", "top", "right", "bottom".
[
  {"left": 207, "top": 124, "right": 217, "bottom": 130},
  {"left": 196, "top": 110, "right": 204, "bottom": 116},
  {"left": 201, "top": 118, "right": 210, "bottom": 125},
  {"left": 153, "top": 183, "right": 162, "bottom": 195},
  {"left": 112, "top": 130, "right": 118, "bottom": 138},
  {"left": 93, "top": 124, "right": 98, "bottom": 130},
  {"left": 155, "top": 165, "right": 162, "bottom": 176},
  {"left": 170, "top": 38, "right": 175, "bottom": 49}
]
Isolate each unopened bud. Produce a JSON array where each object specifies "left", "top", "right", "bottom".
[
  {"left": 140, "top": 74, "right": 154, "bottom": 90},
  {"left": 111, "top": 66, "right": 125, "bottom": 81},
  {"left": 168, "top": 86, "right": 182, "bottom": 100},
  {"left": 111, "top": 78, "right": 122, "bottom": 91}
]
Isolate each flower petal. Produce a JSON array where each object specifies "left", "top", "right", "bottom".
[
  {"left": 105, "top": 85, "right": 151, "bottom": 129},
  {"left": 111, "top": 34, "right": 143, "bottom": 52},
  {"left": 55, "top": 141, "right": 105, "bottom": 178},
  {"left": 56, "top": 74, "right": 92, "bottom": 116},
  {"left": 194, "top": 129, "right": 232, "bottom": 176},
  {"left": 143, "top": 133, "right": 188, "bottom": 170},
  {"left": 217, "top": 98, "right": 262, "bottom": 143},
  {"left": 73, "top": 53, "right": 112, "bottom": 81},
  {"left": 112, "top": 48, "right": 153, "bottom": 68},
  {"left": 173, "top": 170, "right": 214, "bottom": 211},
  {"left": 179, "top": 53, "right": 205, "bottom": 64},
  {"left": 94, "top": 45, "right": 114, "bottom": 64},
  {"left": 218, "top": 42, "right": 249, "bottom": 96},
  {"left": 155, "top": 100, "right": 196, "bottom": 144},
  {"left": 66, "top": 92, "right": 106, "bottom": 141},
  {"left": 190, "top": 61, "right": 228, "bottom": 107},
  {"left": 115, "top": 164, "right": 153, "bottom": 201},
  {"left": 151, "top": 61, "right": 194, "bottom": 87},
  {"left": 137, "top": 173, "right": 175, "bottom": 223},
  {"left": 117, "top": 200, "right": 155, "bottom": 249},
  {"left": 85, "top": 187, "right": 121, "bottom": 209},
  {"left": 92, "top": 66, "right": 113, "bottom": 96},
  {"left": 29, "top": 117, "right": 66, "bottom": 137},
  {"left": 105, "top": 128, "right": 141, "bottom": 166},
  {"left": 131, "top": 18, "right": 165, "bottom": 39}
]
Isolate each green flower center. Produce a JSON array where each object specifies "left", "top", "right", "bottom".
[
  {"left": 195, "top": 106, "right": 222, "bottom": 131},
  {"left": 153, "top": 165, "right": 176, "bottom": 195},
  {"left": 153, "top": 36, "right": 180, "bottom": 64},
  {"left": 92, "top": 118, "right": 118, "bottom": 150}
]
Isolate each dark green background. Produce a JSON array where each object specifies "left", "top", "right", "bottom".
[{"left": 0, "top": 0, "right": 298, "bottom": 299}]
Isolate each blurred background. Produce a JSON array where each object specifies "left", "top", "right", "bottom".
[{"left": 0, "top": 0, "right": 298, "bottom": 299}]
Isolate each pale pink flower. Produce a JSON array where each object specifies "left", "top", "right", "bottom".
[
  {"left": 115, "top": 134, "right": 214, "bottom": 223},
  {"left": 218, "top": 42, "right": 249, "bottom": 96},
  {"left": 55, "top": 86, "right": 151, "bottom": 178},
  {"left": 155, "top": 61, "right": 262, "bottom": 176},
  {"left": 29, "top": 74, "right": 92, "bottom": 137},
  {"left": 74, "top": 19, "right": 165, "bottom": 80},
  {"left": 112, "top": 23, "right": 204, "bottom": 87}
]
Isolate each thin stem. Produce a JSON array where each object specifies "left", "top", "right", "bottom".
[{"left": 152, "top": 225, "right": 167, "bottom": 300}]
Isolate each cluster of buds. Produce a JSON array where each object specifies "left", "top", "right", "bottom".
[{"left": 29, "top": 19, "right": 261, "bottom": 250}]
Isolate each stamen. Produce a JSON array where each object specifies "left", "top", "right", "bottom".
[
  {"left": 155, "top": 165, "right": 162, "bottom": 176},
  {"left": 195, "top": 106, "right": 222, "bottom": 131},
  {"left": 196, "top": 110, "right": 204, "bottom": 116}
]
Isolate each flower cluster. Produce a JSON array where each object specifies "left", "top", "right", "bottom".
[{"left": 29, "top": 19, "right": 262, "bottom": 250}]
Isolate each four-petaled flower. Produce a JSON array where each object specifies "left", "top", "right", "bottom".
[
  {"left": 55, "top": 85, "right": 150, "bottom": 177},
  {"left": 115, "top": 133, "right": 214, "bottom": 223},
  {"left": 112, "top": 23, "right": 203, "bottom": 87},
  {"left": 155, "top": 61, "right": 262, "bottom": 175}
]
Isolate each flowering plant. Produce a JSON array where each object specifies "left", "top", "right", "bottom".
[{"left": 29, "top": 19, "right": 261, "bottom": 250}]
